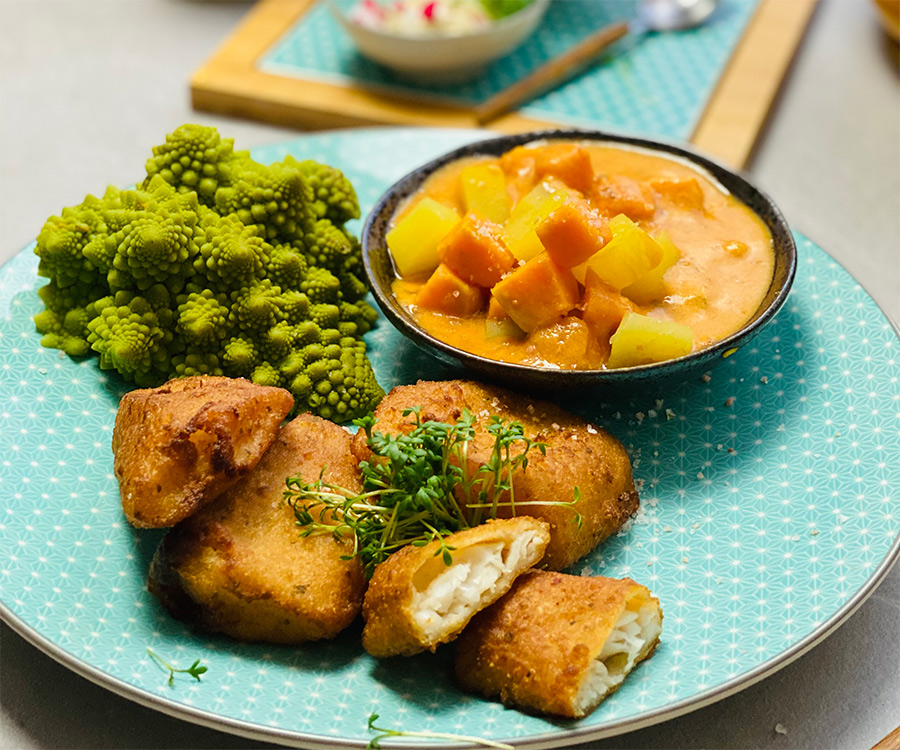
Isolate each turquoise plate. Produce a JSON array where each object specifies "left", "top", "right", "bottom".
[{"left": 1, "top": 128, "right": 898, "bottom": 748}]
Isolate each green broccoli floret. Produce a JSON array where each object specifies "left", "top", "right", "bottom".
[
  {"left": 250, "top": 361, "right": 282, "bottom": 388},
  {"left": 171, "top": 352, "right": 224, "bottom": 378},
  {"left": 144, "top": 123, "right": 248, "bottom": 205},
  {"left": 284, "top": 156, "right": 360, "bottom": 225},
  {"left": 86, "top": 294, "right": 172, "bottom": 384},
  {"left": 221, "top": 336, "right": 259, "bottom": 376},
  {"left": 300, "top": 266, "right": 341, "bottom": 304},
  {"left": 176, "top": 289, "right": 231, "bottom": 349},
  {"left": 266, "top": 243, "right": 309, "bottom": 289},
  {"left": 338, "top": 299, "right": 379, "bottom": 336},
  {"left": 193, "top": 213, "right": 269, "bottom": 289},
  {"left": 298, "top": 338, "right": 383, "bottom": 421},
  {"left": 278, "top": 289, "right": 311, "bottom": 324},
  {"left": 34, "top": 213, "right": 104, "bottom": 289},
  {"left": 303, "top": 218, "right": 354, "bottom": 275},
  {"left": 33, "top": 124, "right": 383, "bottom": 422},
  {"left": 229, "top": 279, "right": 282, "bottom": 332},
  {"left": 33, "top": 307, "right": 92, "bottom": 357},
  {"left": 107, "top": 212, "right": 198, "bottom": 292},
  {"left": 214, "top": 159, "right": 316, "bottom": 245}
]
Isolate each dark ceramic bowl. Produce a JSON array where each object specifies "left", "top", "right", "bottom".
[{"left": 361, "top": 129, "right": 796, "bottom": 392}]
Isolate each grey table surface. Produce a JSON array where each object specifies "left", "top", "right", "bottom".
[{"left": 1, "top": 1, "right": 898, "bottom": 748}]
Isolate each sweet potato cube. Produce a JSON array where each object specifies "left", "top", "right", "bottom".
[
  {"left": 460, "top": 163, "right": 511, "bottom": 224},
  {"left": 416, "top": 264, "right": 484, "bottom": 316},
  {"left": 582, "top": 269, "right": 637, "bottom": 345},
  {"left": 491, "top": 253, "right": 579, "bottom": 333},
  {"left": 504, "top": 181, "right": 570, "bottom": 262},
  {"left": 536, "top": 198, "right": 612, "bottom": 268},
  {"left": 621, "top": 230, "right": 681, "bottom": 305},
  {"left": 500, "top": 145, "right": 539, "bottom": 202},
  {"left": 387, "top": 197, "right": 461, "bottom": 277},
  {"left": 593, "top": 175, "right": 656, "bottom": 220},
  {"left": 438, "top": 214, "right": 516, "bottom": 288},
  {"left": 650, "top": 177, "right": 705, "bottom": 212},
  {"left": 534, "top": 143, "right": 594, "bottom": 194},
  {"left": 573, "top": 214, "right": 663, "bottom": 290},
  {"left": 607, "top": 312, "right": 693, "bottom": 369}
]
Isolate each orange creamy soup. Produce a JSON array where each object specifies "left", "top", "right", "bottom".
[{"left": 386, "top": 140, "right": 775, "bottom": 370}]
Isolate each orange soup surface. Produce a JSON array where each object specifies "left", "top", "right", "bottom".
[{"left": 387, "top": 141, "right": 775, "bottom": 370}]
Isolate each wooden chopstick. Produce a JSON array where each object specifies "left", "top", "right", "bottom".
[{"left": 474, "top": 20, "right": 630, "bottom": 125}]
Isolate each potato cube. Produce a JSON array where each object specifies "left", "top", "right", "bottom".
[
  {"left": 534, "top": 143, "right": 594, "bottom": 194},
  {"left": 504, "top": 181, "right": 570, "bottom": 262},
  {"left": 491, "top": 253, "right": 579, "bottom": 333},
  {"left": 536, "top": 198, "right": 612, "bottom": 268},
  {"left": 607, "top": 312, "right": 693, "bottom": 369},
  {"left": 573, "top": 214, "right": 663, "bottom": 290},
  {"left": 621, "top": 230, "right": 681, "bottom": 304},
  {"left": 460, "top": 162, "right": 511, "bottom": 223},
  {"left": 485, "top": 296, "right": 524, "bottom": 339},
  {"left": 416, "top": 263, "right": 485, "bottom": 316},
  {"left": 438, "top": 214, "right": 516, "bottom": 288},
  {"left": 582, "top": 270, "right": 636, "bottom": 345},
  {"left": 387, "top": 197, "right": 460, "bottom": 277},
  {"left": 593, "top": 175, "right": 656, "bottom": 220}
]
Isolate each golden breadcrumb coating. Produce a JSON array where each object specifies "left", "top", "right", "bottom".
[
  {"left": 352, "top": 380, "right": 638, "bottom": 570},
  {"left": 112, "top": 375, "right": 293, "bottom": 528},
  {"left": 362, "top": 517, "right": 550, "bottom": 657},
  {"left": 455, "top": 570, "right": 662, "bottom": 718},
  {"left": 147, "top": 413, "right": 366, "bottom": 644}
]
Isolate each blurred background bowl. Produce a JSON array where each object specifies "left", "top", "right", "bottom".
[
  {"left": 361, "top": 129, "right": 798, "bottom": 394},
  {"left": 329, "top": 0, "right": 550, "bottom": 83}
]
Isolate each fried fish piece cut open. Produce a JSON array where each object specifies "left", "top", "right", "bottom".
[
  {"left": 455, "top": 569, "right": 662, "bottom": 718},
  {"left": 362, "top": 517, "right": 550, "bottom": 658},
  {"left": 352, "top": 380, "right": 638, "bottom": 570},
  {"left": 112, "top": 376, "right": 293, "bottom": 528},
  {"left": 147, "top": 413, "right": 366, "bottom": 644}
]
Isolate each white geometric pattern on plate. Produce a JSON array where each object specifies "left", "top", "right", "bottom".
[{"left": 0, "top": 128, "right": 898, "bottom": 747}]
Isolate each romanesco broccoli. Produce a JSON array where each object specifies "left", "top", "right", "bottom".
[{"left": 33, "top": 124, "right": 383, "bottom": 421}]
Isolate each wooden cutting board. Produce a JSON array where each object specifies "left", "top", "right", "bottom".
[{"left": 191, "top": 0, "right": 817, "bottom": 168}]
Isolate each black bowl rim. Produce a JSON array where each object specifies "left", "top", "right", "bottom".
[{"left": 361, "top": 127, "right": 798, "bottom": 384}]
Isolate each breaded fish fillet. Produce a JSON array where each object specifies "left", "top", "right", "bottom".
[
  {"left": 455, "top": 570, "right": 662, "bottom": 718},
  {"left": 352, "top": 380, "right": 638, "bottom": 570},
  {"left": 147, "top": 413, "right": 366, "bottom": 644},
  {"left": 112, "top": 376, "right": 293, "bottom": 528},
  {"left": 362, "top": 517, "right": 550, "bottom": 658}
]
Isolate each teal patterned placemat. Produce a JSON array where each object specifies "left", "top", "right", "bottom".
[
  {"left": 261, "top": 0, "right": 760, "bottom": 139},
  {"left": 2, "top": 129, "right": 898, "bottom": 747}
]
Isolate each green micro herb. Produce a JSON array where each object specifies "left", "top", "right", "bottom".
[
  {"left": 366, "top": 712, "right": 514, "bottom": 750},
  {"left": 146, "top": 648, "right": 208, "bottom": 686},
  {"left": 283, "top": 407, "right": 581, "bottom": 578}
]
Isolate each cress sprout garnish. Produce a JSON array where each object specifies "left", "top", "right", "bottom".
[
  {"left": 146, "top": 648, "right": 208, "bottom": 686},
  {"left": 366, "top": 712, "right": 514, "bottom": 750},
  {"left": 283, "top": 407, "right": 581, "bottom": 578}
]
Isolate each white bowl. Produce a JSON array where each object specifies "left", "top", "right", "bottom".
[{"left": 330, "top": 0, "right": 551, "bottom": 83}]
